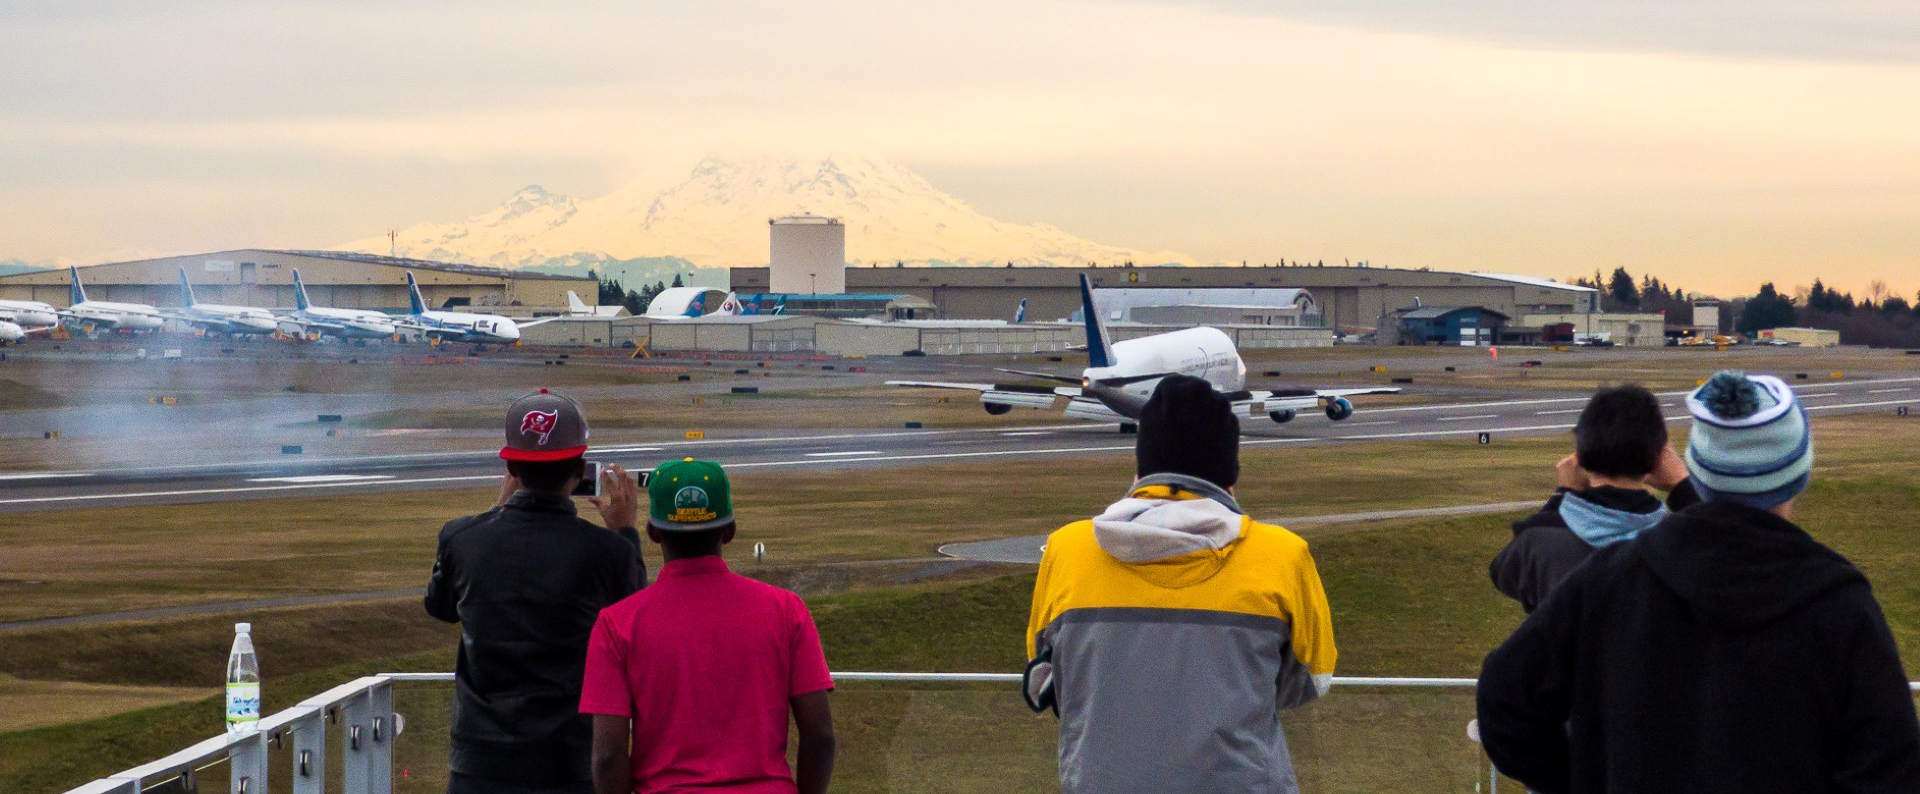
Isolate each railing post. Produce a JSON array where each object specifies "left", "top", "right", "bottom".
[
  {"left": 293, "top": 709, "right": 328, "bottom": 794},
  {"left": 342, "top": 688, "right": 372, "bottom": 794},
  {"left": 368, "top": 678, "right": 394, "bottom": 794},
  {"left": 229, "top": 729, "right": 267, "bottom": 794}
]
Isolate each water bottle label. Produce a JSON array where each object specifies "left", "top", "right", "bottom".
[{"left": 226, "top": 683, "right": 261, "bottom": 723}]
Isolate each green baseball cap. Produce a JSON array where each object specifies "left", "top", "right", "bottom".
[{"left": 648, "top": 458, "right": 734, "bottom": 531}]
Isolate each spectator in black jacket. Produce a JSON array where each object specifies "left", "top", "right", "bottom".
[
  {"left": 425, "top": 389, "right": 645, "bottom": 794},
  {"left": 1489, "top": 384, "right": 1698, "bottom": 612},
  {"left": 1478, "top": 371, "right": 1920, "bottom": 793}
]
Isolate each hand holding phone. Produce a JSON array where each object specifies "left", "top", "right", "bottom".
[{"left": 588, "top": 463, "right": 641, "bottom": 531}]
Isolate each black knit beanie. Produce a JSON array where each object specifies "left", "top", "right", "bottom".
[{"left": 1135, "top": 374, "right": 1240, "bottom": 489}]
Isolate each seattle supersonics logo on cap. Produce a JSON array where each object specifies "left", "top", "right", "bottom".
[{"left": 672, "top": 486, "right": 716, "bottom": 522}]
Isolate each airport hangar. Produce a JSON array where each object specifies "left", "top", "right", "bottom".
[
  {"left": 0, "top": 249, "right": 591, "bottom": 314},
  {"left": 728, "top": 264, "right": 1602, "bottom": 330}
]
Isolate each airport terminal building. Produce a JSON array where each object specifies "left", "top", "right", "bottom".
[
  {"left": 729, "top": 264, "right": 1599, "bottom": 330},
  {"left": 0, "top": 249, "right": 590, "bottom": 313}
]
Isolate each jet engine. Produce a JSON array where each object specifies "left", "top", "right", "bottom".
[
  {"left": 1268, "top": 409, "right": 1296, "bottom": 424},
  {"left": 1324, "top": 396, "right": 1354, "bottom": 421},
  {"left": 984, "top": 402, "right": 1013, "bottom": 416}
]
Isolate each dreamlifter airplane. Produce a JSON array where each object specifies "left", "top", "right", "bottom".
[{"left": 889, "top": 275, "right": 1399, "bottom": 427}]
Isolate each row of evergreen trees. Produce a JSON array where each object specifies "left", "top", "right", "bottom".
[
  {"left": 1573, "top": 266, "right": 1920, "bottom": 346},
  {"left": 593, "top": 272, "right": 685, "bottom": 316}
]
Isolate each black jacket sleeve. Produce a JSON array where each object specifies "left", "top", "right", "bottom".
[
  {"left": 615, "top": 525, "right": 645, "bottom": 594},
  {"left": 424, "top": 522, "right": 461, "bottom": 624},
  {"left": 1833, "top": 595, "right": 1920, "bottom": 793},
  {"left": 1664, "top": 478, "right": 1701, "bottom": 512},
  {"left": 1478, "top": 573, "right": 1580, "bottom": 793},
  {"left": 1490, "top": 492, "right": 1570, "bottom": 613}
]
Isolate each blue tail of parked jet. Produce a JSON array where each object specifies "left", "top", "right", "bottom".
[
  {"left": 1078, "top": 274, "right": 1115, "bottom": 368},
  {"left": 69, "top": 266, "right": 86, "bottom": 305},
  {"left": 685, "top": 293, "right": 705, "bottom": 317},
  {"left": 176, "top": 268, "right": 198, "bottom": 308},
  {"left": 292, "top": 269, "right": 312, "bottom": 311},
  {"left": 405, "top": 272, "right": 428, "bottom": 316},
  {"left": 1014, "top": 298, "right": 1027, "bottom": 324}
]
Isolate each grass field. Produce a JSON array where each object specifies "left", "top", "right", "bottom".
[{"left": 3, "top": 409, "right": 1919, "bottom": 791}]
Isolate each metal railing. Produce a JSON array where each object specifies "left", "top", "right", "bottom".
[{"left": 59, "top": 673, "right": 1920, "bottom": 794}]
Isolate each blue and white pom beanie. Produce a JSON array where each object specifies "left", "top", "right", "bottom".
[{"left": 1683, "top": 371, "right": 1813, "bottom": 509}]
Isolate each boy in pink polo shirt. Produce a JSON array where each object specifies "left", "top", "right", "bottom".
[{"left": 580, "top": 458, "right": 836, "bottom": 794}]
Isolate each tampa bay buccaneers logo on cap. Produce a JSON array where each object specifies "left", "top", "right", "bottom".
[{"left": 519, "top": 410, "right": 559, "bottom": 445}]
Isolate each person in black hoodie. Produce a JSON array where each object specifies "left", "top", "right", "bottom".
[
  {"left": 1477, "top": 371, "right": 1920, "bottom": 793},
  {"left": 1489, "top": 385, "right": 1699, "bottom": 612}
]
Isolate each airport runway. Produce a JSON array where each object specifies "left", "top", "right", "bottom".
[{"left": 0, "top": 376, "right": 1913, "bottom": 513}]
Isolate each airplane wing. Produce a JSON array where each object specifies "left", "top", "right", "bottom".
[
  {"left": 886, "top": 380, "right": 1081, "bottom": 411},
  {"left": 516, "top": 317, "right": 563, "bottom": 329},
  {"left": 278, "top": 317, "right": 350, "bottom": 337},
  {"left": 395, "top": 321, "right": 470, "bottom": 341}
]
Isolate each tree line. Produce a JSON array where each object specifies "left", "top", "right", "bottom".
[
  {"left": 1573, "top": 266, "right": 1920, "bottom": 347},
  {"left": 592, "top": 272, "right": 684, "bottom": 316}
]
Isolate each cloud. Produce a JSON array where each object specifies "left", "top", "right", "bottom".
[{"left": 1132, "top": 0, "right": 1920, "bottom": 63}]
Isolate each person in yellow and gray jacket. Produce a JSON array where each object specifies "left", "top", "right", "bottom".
[{"left": 1025, "top": 375, "right": 1336, "bottom": 794}]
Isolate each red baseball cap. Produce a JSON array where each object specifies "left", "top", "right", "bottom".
[{"left": 500, "top": 388, "right": 590, "bottom": 461}]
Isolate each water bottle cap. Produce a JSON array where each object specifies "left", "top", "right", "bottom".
[{"left": 236, "top": 622, "right": 251, "bottom": 634}]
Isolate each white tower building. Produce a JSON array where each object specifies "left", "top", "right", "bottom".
[{"left": 769, "top": 215, "right": 846, "bottom": 295}]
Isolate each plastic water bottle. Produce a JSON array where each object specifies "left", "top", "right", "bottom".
[{"left": 226, "top": 622, "right": 261, "bottom": 734}]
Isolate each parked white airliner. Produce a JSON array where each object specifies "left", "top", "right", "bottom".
[
  {"left": 0, "top": 319, "right": 24, "bottom": 345},
  {"left": 61, "top": 266, "right": 167, "bottom": 333},
  {"left": 401, "top": 271, "right": 557, "bottom": 344},
  {"left": 889, "top": 274, "right": 1398, "bottom": 426},
  {"left": 0, "top": 299, "right": 59, "bottom": 329},
  {"left": 276, "top": 269, "right": 398, "bottom": 340},
  {"left": 172, "top": 268, "right": 279, "bottom": 335}
]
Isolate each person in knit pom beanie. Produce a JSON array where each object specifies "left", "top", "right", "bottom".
[
  {"left": 1478, "top": 370, "right": 1920, "bottom": 794},
  {"left": 1025, "top": 375, "right": 1335, "bottom": 794}
]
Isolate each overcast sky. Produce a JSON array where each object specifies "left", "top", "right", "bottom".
[{"left": 3, "top": 0, "right": 1917, "bottom": 297}]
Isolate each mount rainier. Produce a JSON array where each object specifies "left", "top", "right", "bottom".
[{"left": 342, "top": 156, "right": 1194, "bottom": 288}]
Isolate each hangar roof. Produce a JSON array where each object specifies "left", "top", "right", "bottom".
[{"left": 261, "top": 250, "right": 589, "bottom": 280}]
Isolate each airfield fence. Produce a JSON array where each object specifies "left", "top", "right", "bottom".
[{"left": 59, "top": 673, "right": 1920, "bottom": 794}]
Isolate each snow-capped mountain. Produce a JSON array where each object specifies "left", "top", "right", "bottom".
[{"left": 342, "top": 156, "right": 1194, "bottom": 275}]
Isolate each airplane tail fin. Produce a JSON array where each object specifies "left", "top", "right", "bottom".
[
  {"left": 685, "top": 293, "right": 705, "bottom": 317},
  {"left": 69, "top": 266, "right": 86, "bottom": 305},
  {"left": 716, "top": 292, "right": 744, "bottom": 316},
  {"left": 1014, "top": 298, "right": 1027, "bottom": 324},
  {"left": 1077, "top": 274, "right": 1116, "bottom": 368},
  {"left": 567, "top": 290, "right": 589, "bottom": 314},
  {"left": 177, "top": 267, "right": 197, "bottom": 308},
  {"left": 292, "top": 269, "right": 311, "bottom": 311},
  {"left": 405, "top": 272, "right": 427, "bottom": 315}
]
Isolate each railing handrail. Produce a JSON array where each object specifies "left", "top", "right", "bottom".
[{"left": 63, "top": 671, "right": 1920, "bottom": 793}]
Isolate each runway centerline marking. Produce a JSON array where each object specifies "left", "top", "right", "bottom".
[
  {"left": 1000, "top": 431, "right": 1051, "bottom": 436},
  {"left": 1438, "top": 414, "right": 1499, "bottom": 422},
  {"left": 1800, "top": 392, "right": 1840, "bottom": 398},
  {"left": 1535, "top": 409, "right": 1583, "bottom": 415},
  {"left": 0, "top": 472, "right": 91, "bottom": 482},
  {"left": 1868, "top": 388, "right": 1912, "bottom": 394},
  {"left": 246, "top": 474, "right": 396, "bottom": 484},
  {"left": 803, "top": 451, "right": 883, "bottom": 458}
]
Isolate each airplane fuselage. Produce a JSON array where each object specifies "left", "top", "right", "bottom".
[
  {"left": 1088, "top": 326, "right": 1248, "bottom": 399},
  {"left": 0, "top": 300, "right": 59, "bottom": 328},
  {"left": 180, "top": 304, "right": 279, "bottom": 334},
  {"left": 415, "top": 310, "right": 521, "bottom": 343},
  {"left": 292, "top": 307, "right": 397, "bottom": 338},
  {"left": 67, "top": 301, "right": 166, "bottom": 331},
  {"left": 0, "top": 320, "right": 23, "bottom": 343}
]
